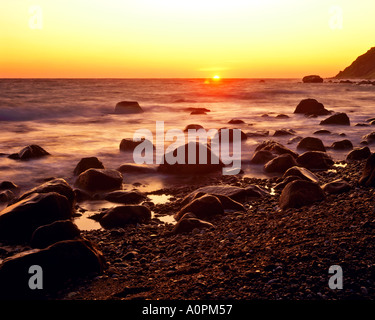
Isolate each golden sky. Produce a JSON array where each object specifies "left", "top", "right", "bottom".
[{"left": 0, "top": 0, "right": 374, "bottom": 78}]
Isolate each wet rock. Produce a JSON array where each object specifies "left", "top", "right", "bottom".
[
  {"left": 175, "top": 195, "right": 224, "bottom": 221},
  {"left": 320, "top": 113, "right": 350, "bottom": 126},
  {"left": 30, "top": 220, "right": 81, "bottom": 249},
  {"left": 120, "top": 138, "right": 154, "bottom": 152},
  {"left": 331, "top": 139, "right": 353, "bottom": 150},
  {"left": 117, "top": 163, "right": 156, "bottom": 174},
  {"left": 8, "top": 145, "right": 50, "bottom": 160},
  {"left": 279, "top": 180, "right": 325, "bottom": 209},
  {"left": 246, "top": 130, "right": 269, "bottom": 137},
  {"left": 250, "top": 150, "right": 276, "bottom": 164},
  {"left": 0, "top": 192, "right": 72, "bottom": 242},
  {"left": 115, "top": 101, "right": 143, "bottom": 114},
  {"left": 172, "top": 213, "right": 215, "bottom": 234},
  {"left": 183, "top": 124, "right": 204, "bottom": 132},
  {"left": 297, "top": 151, "right": 334, "bottom": 170},
  {"left": 274, "top": 176, "right": 303, "bottom": 191},
  {"left": 276, "top": 114, "right": 289, "bottom": 119},
  {"left": 0, "top": 239, "right": 105, "bottom": 299},
  {"left": 264, "top": 154, "right": 298, "bottom": 174},
  {"left": 185, "top": 107, "right": 210, "bottom": 113},
  {"left": 346, "top": 146, "right": 371, "bottom": 161},
  {"left": 287, "top": 136, "right": 303, "bottom": 145},
  {"left": 73, "top": 157, "right": 104, "bottom": 176},
  {"left": 294, "top": 99, "right": 330, "bottom": 115},
  {"left": 359, "top": 153, "right": 375, "bottom": 187},
  {"left": 0, "top": 190, "right": 16, "bottom": 202},
  {"left": 228, "top": 119, "right": 245, "bottom": 124},
  {"left": 75, "top": 169, "right": 123, "bottom": 192},
  {"left": 302, "top": 75, "right": 323, "bottom": 83},
  {"left": 273, "top": 129, "right": 294, "bottom": 137},
  {"left": 314, "top": 129, "right": 331, "bottom": 135},
  {"left": 362, "top": 132, "right": 375, "bottom": 144},
  {"left": 214, "top": 128, "right": 248, "bottom": 142},
  {"left": 297, "top": 137, "right": 326, "bottom": 152},
  {"left": 322, "top": 179, "right": 351, "bottom": 194},
  {"left": 157, "top": 142, "right": 224, "bottom": 175},
  {"left": 255, "top": 140, "right": 298, "bottom": 158},
  {"left": 104, "top": 190, "right": 146, "bottom": 204},
  {"left": 283, "top": 166, "right": 319, "bottom": 183},
  {"left": 99, "top": 205, "right": 151, "bottom": 228},
  {"left": 0, "top": 181, "right": 18, "bottom": 190}
]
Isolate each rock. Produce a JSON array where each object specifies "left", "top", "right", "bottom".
[
  {"left": 0, "top": 181, "right": 18, "bottom": 190},
  {"left": 273, "top": 129, "right": 294, "bottom": 137},
  {"left": 182, "top": 192, "right": 245, "bottom": 212},
  {"left": 0, "top": 192, "right": 72, "bottom": 242},
  {"left": 297, "top": 137, "right": 326, "bottom": 152},
  {"left": 264, "top": 154, "right": 298, "bottom": 174},
  {"left": 314, "top": 129, "right": 331, "bottom": 135},
  {"left": 355, "top": 123, "right": 370, "bottom": 127},
  {"left": 191, "top": 110, "right": 207, "bottom": 115},
  {"left": 362, "top": 132, "right": 375, "bottom": 144},
  {"left": 0, "top": 239, "right": 105, "bottom": 299},
  {"left": 294, "top": 99, "right": 330, "bottom": 116},
  {"left": 0, "top": 190, "right": 16, "bottom": 203},
  {"left": 279, "top": 180, "right": 325, "bottom": 209},
  {"left": 183, "top": 124, "right": 204, "bottom": 132},
  {"left": 346, "top": 146, "right": 371, "bottom": 161},
  {"left": 214, "top": 128, "right": 248, "bottom": 142},
  {"left": 330, "top": 139, "right": 353, "bottom": 150},
  {"left": 73, "top": 157, "right": 104, "bottom": 176},
  {"left": 175, "top": 195, "right": 224, "bottom": 221},
  {"left": 157, "top": 142, "right": 224, "bottom": 175},
  {"left": 115, "top": 101, "right": 143, "bottom": 114},
  {"left": 30, "top": 220, "right": 81, "bottom": 249},
  {"left": 250, "top": 150, "right": 276, "bottom": 164},
  {"left": 274, "top": 176, "right": 303, "bottom": 191},
  {"left": 8, "top": 145, "right": 50, "bottom": 160},
  {"left": 119, "top": 138, "right": 153, "bottom": 152},
  {"left": 18, "top": 178, "right": 75, "bottom": 210},
  {"left": 246, "top": 130, "right": 269, "bottom": 137},
  {"left": 287, "top": 136, "right": 303, "bottom": 144},
  {"left": 117, "top": 163, "right": 156, "bottom": 174},
  {"left": 75, "top": 169, "right": 123, "bottom": 192},
  {"left": 302, "top": 75, "right": 324, "bottom": 83},
  {"left": 322, "top": 179, "right": 351, "bottom": 194},
  {"left": 276, "top": 114, "right": 289, "bottom": 119},
  {"left": 283, "top": 166, "right": 319, "bottom": 183},
  {"left": 359, "top": 153, "right": 375, "bottom": 187},
  {"left": 104, "top": 190, "right": 146, "bottom": 204},
  {"left": 320, "top": 113, "right": 350, "bottom": 125},
  {"left": 297, "top": 151, "right": 334, "bottom": 170},
  {"left": 172, "top": 214, "right": 215, "bottom": 234},
  {"left": 255, "top": 140, "right": 298, "bottom": 158},
  {"left": 99, "top": 205, "right": 151, "bottom": 228},
  {"left": 185, "top": 107, "right": 210, "bottom": 113},
  {"left": 228, "top": 119, "right": 245, "bottom": 124}
]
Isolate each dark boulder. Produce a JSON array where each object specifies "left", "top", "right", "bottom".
[
  {"left": 331, "top": 139, "right": 353, "bottom": 150},
  {"left": 30, "top": 220, "right": 81, "bottom": 249},
  {"left": 362, "top": 132, "right": 375, "bottom": 144},
  {"left": 287, "top": 136, "right": 303, "bottom": 145},
  {"left": 297, "top": 151, "right": 334, "bottom": 170},
  {"left": 273, "top": 129, "right": 294, "bottom": 137},
  {"left": 185, "top": 107, "right": 210, "bottom": 113},
  {"left": 246, "top": 130, "right": 269, "bottom": 137},
  {"left": 294, "top": 99, "right": 330, "bottom": 115},
  {"left": 320, "top": 113, "right": 350, "bottom": 125},
  {"left": 283, "top": 166, "right": 319, "bottom": 183},
  {"left": 213, "top": 128, "right": 248, "bottom": 142},
  {"left": 274, "top": 176, "right": 303, "bottom": 191},
  {"left": 75, "top": 169, "right": 123, "bottom": 192},
  {"left": 279, "top": 180, "right": 325, "bottom": 209},
  {"left": 314, "top": 129, "right": 331, "bottom": 135},
  {"left": 99, "top": 205, "right": 151, "bottom": 228},
  {"left": 264, "top": 154, "right": 298, "bottom": 174},
  {"left": 175, "top": 195, "right": 224, "bottom": 221},
  {"left": 302, "top": 75, "right": 324, "bottom": 83},
  {"left": 0, "top": 190, "right": 16, "bottom": 203},
  {"left": 104, "top": 190, "right": 146, "bottom": 204},
  {"left": 0, "top": 181, "right": 19, "bottom": 190},
  {"left": 119, "top": 138, "right": 153, "bottom": 152},
  {"left": 73, "top": 157, "right": 104, "bottom": 176},
  {"left": 346, "top": 146, "right": 371, "bottom": 161},
  {"left": 172, "top": 213, "right": 215, "bottom": 234},
  {"left": 359, "top": 153, "right": 375, "bottom": 187},
  {"left": 117, "top": 163, "right": 156, "bottom": 174},
  {"left": 8, "top": 145, "right": 50, "bottom": 160},
  {"left": 297, "top": 137, "right": 326, "bottom": 152},
  {"left": 115, "top": 101, "right": 143, "bottom": 114},
  {"left": 255, "top": 140, "right": 298, "bottom": 158},
  {"left": 322, "top": 179, "right": 351, "bottom": 194},
  {"left": 228, "top": 119, "right": 245, "bottom": 124},
  {"left": 183, "top": 124, "right": 204, "bottom": 132},
  {"left": 250, "top": 150, "right": 276, "bottom": 164}
]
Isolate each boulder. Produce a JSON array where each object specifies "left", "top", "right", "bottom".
[
  {"left": 287, "top": 136, "right": 303, "bottom": 144},
  {"left": 184, "top": 124, "right": 204, "bottom": 132},
  {"left": 0, "top": 239, "right": 105, "bottom": 299},
  {"left": 246, "top": 130, "right": 269, "bottom": 137},
  {"left": 30, "top": 220, "right": 81, "bottom": 249},
  {"left": 75, "top": 169, "right": 123, "bottom": 192},
  {"left": 119, "top": 138, "right": 153, "bottom": 152},
  {"left": 104, "top": 190, "right": 146, "bottom": 204},
  {"left": 320, "top": 113, "right": 350, "bottom": 125},
  {"left": 359, "top": 153, "right": 375, "bottom": 187},
  {"left": 172, "top": 213, "right": 215, "bottom": 234},
  {"left": 279, "top": 180, "right": 325, "bottom": 209},
  {"left": 99, "top": 205, "right": 151, "bottom": 228},
  {"left": 0, "top": 190, "right": 16, "bottom": 203},
  {"left": 0, "top": 181, "right": 18, "bottom": 190},
  {"left": 302, "top": 75, "right": 324, "bottom": 83},
  {"left": 283, "top": 166, "right": 319, "bottom": 183},
  {"left": 274, "top": 176, "right": 303, "bottom": 191},
  {"left": 185, "top": 107, "right": 210, "bottom": 113},
  {"left": 8, "top": 145, "right": 50, "bottom": 160},
  {"left": 0, "top": 192, "right": 72, "bottom": 242},
  {"left": 296, "top": 151, "right": 334, "bottom": 170},
  {"left": 117, "top": 163, "right": 156, "bottom": 174},
  {"left": 250, "top": 150, "right": 276, "bottom": 164},
  {"left": 273, "top": 129, "right": 294, "bottom": 137},
  {"left": 297, "top": 137, "right": 326, "bottom": 152},
  {"left": 294, "top": 99, "right": 330, "bottom": 115},
  {"left": 331, "top": 139, "right": 353, "bottom": 150},
  {"left": 346, "top": 146, "right": 371, "bottom": 161},
  {"left": 157, "top": 142, "right": 224, "bottom": 175},
  {"left": 115, "top": 101, "right": 143, "bottom": 114},
  {"left": 322, "top": 179, "right": 351, "bottom": 194},
  {"left": 362, "top": 132, "right": 375, "bottom": 144},
  {"left": 73, "top": 157, "right": 104, "bottom": 176},
  {"left": 276, "top": 114, "right": 289, "bottom": 119},
  {"left": 314, "top": 129, "right": 331, "bottom": 135},
  {"left": 213, "top": 128, "right": 248, "bottom": 142},
  {"left": 255, "top": 140, "right": 299, "bottom": 158},
  {"left": 175, "top": 195, "right": 224, "bottom": 221},
  {"left": 228, "top": 119, "right": 245, "bottom": 124},
  {"left": 264, "top": 154, "right": 298, "bottom": 174},
  {"left": 182, "top": 192, "right": 245, "bottom": 212}
]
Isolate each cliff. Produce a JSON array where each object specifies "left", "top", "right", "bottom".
[{"left": 335, "top": 47, "right": 375, "bottom": 79}]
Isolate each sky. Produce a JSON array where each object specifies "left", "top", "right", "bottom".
[{"left": 0, "top": 0, "right": 374, "bottom": 78}]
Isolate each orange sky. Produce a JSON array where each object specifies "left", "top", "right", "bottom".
[{"left": 1, "top": 0, "right": 374, "bottom": 78}]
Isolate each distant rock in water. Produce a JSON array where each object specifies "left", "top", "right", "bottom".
[
  {"left": 228, "top": 119, "right": 245, "bottom": 124},
  {"left": 74, "top": 157, "right": 104, "bottom": 176},
  {"left": 294, "top": 99, "right": 330, "bottom": 116},
  {"left": 120, "top": 138, "right": 154, "bottom": 151},
  {"left": 302, "top": 75, "right": 324, "bottom": 83},
  {"left": 8, "top": 145, "right": 50, "bottom": 160},
  {"left": 320, "top": 113, "right": 350, "bottom": 126},
  {"left": 183, "top": 124, "right": 204, "bottom": 132},
  {"left": 330, "top": 139, "right": 353, "bottom": 150},
  {"left": 297, "top": 137, "right": 326, "bottom": 152},
  {"left": 335, "top": 47, "right": 375, "bottom": 79},
  {"left": 115, "top": 101, "right": 144, "bottom": 114},
  {"left": 75, "top": 169, "right": 123, "bottom": 192}
]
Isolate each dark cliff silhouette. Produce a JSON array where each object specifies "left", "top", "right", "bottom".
[{"left": 335, "top": 47, "right": 375, "bottom": 79}]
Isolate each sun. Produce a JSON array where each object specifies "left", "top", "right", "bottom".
[{"left": 213, "top": 75, "right": 221, "bottom": 80}]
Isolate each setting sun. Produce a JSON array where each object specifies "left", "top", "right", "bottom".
[{"left": 213, "top": 75, "right": 221, "bottom": 80}]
